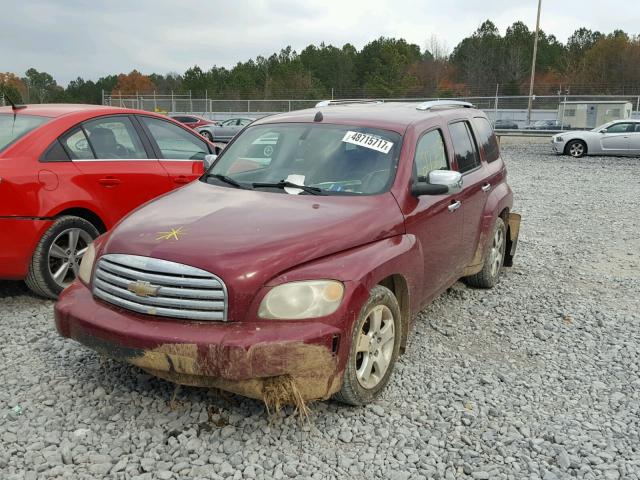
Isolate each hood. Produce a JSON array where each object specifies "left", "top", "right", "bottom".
[
  {"left": 101, "top": 181, "right": 405, "bottom": 316},
  {"left": 553, "top": 130, "right": 591, "bottom": 140}
]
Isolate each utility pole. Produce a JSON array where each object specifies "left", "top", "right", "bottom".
[{"left": 526, "top": 0, "right": 542, "bottom": 126}]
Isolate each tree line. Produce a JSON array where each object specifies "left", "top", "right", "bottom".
[{"left": 2, "top": 21, "right": 639, "bottom": 105}]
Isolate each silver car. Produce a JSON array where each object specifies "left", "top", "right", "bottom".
[
  {"left": 552, "top": 119, "right": 640, "bottom": 158},
  {"left": 196, "top": 117, "right": 254, "bottom": 143}
]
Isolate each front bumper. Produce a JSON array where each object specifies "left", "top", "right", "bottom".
[
  {"left": 551, "top": 138, "right": 566, "bottom": 154},
  {"left": 0, "top": 217, "right": 53, "bottom": 279},
  {"left": 55, "top": 282, "right": 346, "bottom": 401}
]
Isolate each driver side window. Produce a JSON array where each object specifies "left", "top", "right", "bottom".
[
  {"left": 82, "top": 116, "right": 147, "bottom": 159},
  {"left": 606, "top": 123, "right": 633, "bottom": 134},
  {"left": 414, "top": 129, "right": 449, "bottom": 181}
]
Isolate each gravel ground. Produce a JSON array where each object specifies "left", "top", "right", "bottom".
[{"left": 1, "top": 144, "right": 639, "bottom": 480}]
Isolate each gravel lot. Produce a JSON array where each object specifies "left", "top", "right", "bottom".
[{"left": 1, "top": 144, "right": 639, "bottom": 480}]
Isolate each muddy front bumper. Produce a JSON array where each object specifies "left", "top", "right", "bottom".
[{"left": 54, "top": 282, "right": 345, "bottom": 401}]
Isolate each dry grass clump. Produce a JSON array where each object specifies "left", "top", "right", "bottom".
[{"left": 262, "top": 375, "right": 310, "bottom": 419}]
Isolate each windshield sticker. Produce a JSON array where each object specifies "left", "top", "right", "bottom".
[
  {"left": 342, "top": 131, "right": 393, "bottom": 154},
  {"left": 284, "top": 174, "right": 305, "bottom": 195}
]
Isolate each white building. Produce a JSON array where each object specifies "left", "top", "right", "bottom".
[{"left": 557, "top": 101, "right": 633, "bottom": 129}]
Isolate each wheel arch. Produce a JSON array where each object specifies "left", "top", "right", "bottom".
[
  {"left": 376, "top": 274, "right": 411, "bottom": 354},
  {"left": 54, "top": 207, "right": 107, "bottom": 233}
]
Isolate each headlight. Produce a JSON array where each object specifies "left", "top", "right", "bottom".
[
  {"left": 258, "top": 280, "right": 344, "bottom": 319},
  {"left": 555, "top": 136, "right": 564, "bottom": 142},
  {"left": 78, "top": 242, "right": 96, "bottom": 284}
]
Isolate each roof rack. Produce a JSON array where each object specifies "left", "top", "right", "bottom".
[
  {"left": 416, "top": 100, "right": 475, "bottom": 111},
  {"left": 315, "top": 99, "right": 383, "bottom": 107}
]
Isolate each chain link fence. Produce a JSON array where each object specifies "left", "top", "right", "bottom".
[{"left": 102, "top": 93, "right": 640, "bottom": 128}]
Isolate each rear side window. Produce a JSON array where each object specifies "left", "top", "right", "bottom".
[
  {"left": 414, "top": 129, "right": 448, "bottom": 180},
  {"left": 42, "top": 140, "right": 70, "bottom": 162},
  {"left": 473, "top": 117, "right": 500, "bottom": 163},
  {"left": 83, "top": 116, "right": 147, "bottom": 159},
  {"left": 448, "top": 121, "right": 480, "bottom": 173},
  {"left": 0, "top": 114, "right": 50, "bottom": 153},
  {"left": 61, "top": 129, "right": 95, "bottom": 160},
  {"left": 141, "top": 116, "right": 209, "bottom": 160}
]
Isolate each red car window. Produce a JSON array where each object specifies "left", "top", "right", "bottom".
[
  {"left": 141, "top": 117, "right": 209, "bottom": 160},
  {"left": 83, "top": 116, "right": 147, "bottom": 159},
  {"left": 0, "top": 114, "right": 50, "bottom": 153}
]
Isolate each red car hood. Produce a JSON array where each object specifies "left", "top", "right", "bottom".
[{"left": 101, "top": 181, "right": 405, "bottom": 318}]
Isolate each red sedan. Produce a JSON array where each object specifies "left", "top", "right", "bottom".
[
  {"left": 0, "top": 104, "right": 216, "bottom": 298},
  {"left": 169, "top": 114, "right": 217, "bottom": 130}
]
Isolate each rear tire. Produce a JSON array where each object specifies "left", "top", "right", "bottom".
[
  {"left": 334, "top": 285, "right": 402, "bottom": 406},
  {"left": 25, "top": 216, "right": 99, "bottom": 299},
  {"left": 565, "top": 140, "right": 587, "bottom": 158},
  {"left": 464, "top": 217, "right": 506, "bottom": 289},
  {"left": 200, "top": 130, "right": 214, "bottom": 141}
]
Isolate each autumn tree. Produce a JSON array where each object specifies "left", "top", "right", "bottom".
[
  {"left": 112, "top": 70, "right": 156, "bottom": 95},
  {"left": 0, "top": 72, "right": 27, "bottom": 103}
]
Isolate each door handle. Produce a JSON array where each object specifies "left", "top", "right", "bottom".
[
  {"left": 448, "top": 200, "right": 461, "bottom": 212},
  {"left": 481, "top": 183, "right": 492, "bottom": 192},
  {"left": 98, "top": 177, "right": 121, "bottom": 187},
  {"left": 174, "top": 175, "right": 191, "bottom": 184}
]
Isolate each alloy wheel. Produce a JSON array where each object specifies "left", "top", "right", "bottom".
[
  {"left": 569, "top": 142, "right": 584, "bottom": 157},
  {"left": 489, "top": 226, "right": 505, "bottom": 278},
  {"left": 355, "top": 305, "right": 396, "bottom": 389},
  {"left": 47, "top": 228, "right": 93, "bottom": 288}
]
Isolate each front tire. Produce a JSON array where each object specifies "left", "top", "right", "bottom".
[
  {"left": 25, "top": 216, "right": 99, "bottom": 299},
  {"left": 566, "top": 140, "right": 587, "bottom": 158},
  {"left": 464, "top": 216, "right": 506, "bottom": 289},
  {"left": 334, "top": 285, "right": 402, "bottom": 406}
]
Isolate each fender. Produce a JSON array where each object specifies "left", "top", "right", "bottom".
[
  {"left": 262, "top": 234, "right": 424, "bottom": 352},
  {"left": 267, "top": 235, "right": 422, "bottom": 302},
  {"left": 464, "top": 181, "right": 514, "bottom": 276}
]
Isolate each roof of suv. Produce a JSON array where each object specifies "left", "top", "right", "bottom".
[{"left": 253, "top": 102, "right": 482, "bottom": 134}]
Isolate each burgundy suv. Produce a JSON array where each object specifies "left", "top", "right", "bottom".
[{"left": 55, "top": 100, "right": 521, "bottom": 406}]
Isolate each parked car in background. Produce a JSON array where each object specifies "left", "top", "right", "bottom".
[
  {"left": 196, "top": 117, "right": 255, "bottom": 142},
  {"left": 55, "top": 100, "right": 521, "bottom": 408},
  {"left": 170, "top": 114, "right": 217, "bottom": 130},
  {"left": 526, "top": 120, "right": 571, "bottom": 130},
  {"left": 551, "top": 119, "right": 640, "bottom": 158},
  {"left": 494, "top": 119, "right": 519, "bottom": 129},
  {"left": 0, "top": 104, "right": 218, "bottom": 298}
]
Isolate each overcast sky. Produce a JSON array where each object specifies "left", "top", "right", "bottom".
[{"left": 2, "top": 0, "right": 638, "bottom": 85}]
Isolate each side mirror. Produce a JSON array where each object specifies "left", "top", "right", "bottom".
[
  {"left": 204, "top": 154, "right": 217, "bottom": 170},
  {"left": 599, "top": 129, "right": 607, "bottom": 134},
  {"left": 411, "top": 170, "right": 463, "bottom": 196}
]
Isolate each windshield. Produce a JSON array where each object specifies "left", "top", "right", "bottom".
[
  {"left": 0, "top": 114, "right": 50, "bottom": 153},
  {"left": 206, "top": 123, "right": 402, "bottom": 195}
]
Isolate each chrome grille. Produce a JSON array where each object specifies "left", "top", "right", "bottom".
[{"left": 92, "top": 254, "right": 227, "bottom": 321}]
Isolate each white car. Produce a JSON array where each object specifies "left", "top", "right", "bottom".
[{"left": 551, "top": 119, "right": 640, "bottom": 158}]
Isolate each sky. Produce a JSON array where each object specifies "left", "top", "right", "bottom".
[{"left": 1, "top": 0, "right": 638, "bottom": 85}]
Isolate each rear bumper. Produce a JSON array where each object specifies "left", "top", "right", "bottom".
[
  {"left": 0, "top": 217, "right": 52, "bottom": 279},
  {"left": 54, "top": 282, "right": 346, "bottom": 400}
]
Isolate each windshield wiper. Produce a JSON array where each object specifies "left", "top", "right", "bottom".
[
  {"left": 251, "top": 181, "right": 326, "bottom": 195},
  {"left": 206, "top": 173, "right": 250, "bottom": 189}
]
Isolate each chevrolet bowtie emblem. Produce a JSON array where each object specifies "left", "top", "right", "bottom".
[
  {"left": 156, "top": 226, "right": 186, "bottom": 241},
  {"left": 127, "top": 280, "right": 160, "bottom": 297}
]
